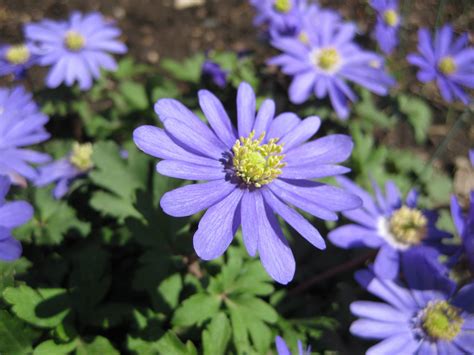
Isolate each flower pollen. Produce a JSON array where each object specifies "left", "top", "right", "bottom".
[
  {"left": 298, "top": 31, "right": 310, "bottom": 45},
  {"left": 422, "top": 301, "right": 463, "bottom": 341},
  {"left": 273, "top": 0, "right": 292, "bottom": 13},
  {"left": 70, "top": 142, "right": 93, "bottom": 171},
  {"left": 311, "top": 47, "right": 341, "bottom": 72},
  {"left": 389, "top": 206, "right": 427, "bottom": 246},
  {"left": 64, "top": 31, "right": 86, "bottom": 51},
  {"left": 383, "top": 9, "right": 399, "bottom": 27},
  {"left": 232, "top": 131, "right": 285, "bottom": 188},
  {"left": 438, "top": 56, "right": 456, "bottom": 75},
  {"left": 5, "top": 45, "right": 30, "bottom": 65}
]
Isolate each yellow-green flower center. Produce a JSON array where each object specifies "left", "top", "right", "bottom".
[
  {"left": 274, "top": 0, "right": 292, "bottom": 13},
  {"left": 70, "top": 142, "right": 93, "bottom": 171},
  {"left": 5, "top": 45, "right": 30, "bottom": 65},
  {"left": 311, "top": 47, "right": 341, "bottom": 72},
  {"left": 64, "top": 31, "right": 86, "bottom": 51},
  {"left": 389, "top": 206, "right": 427, "bottom": 246},
  {"left": 422, "top": 301, "right": 463, "bottom": 341},
  {"left": 438, "top": 56, "right": 457, "bottom": 75},
  {"left": 298, "top": 31, "right": 309, "bottom": 45},
  {"left": 383, "top": 9, "right": 399, "bottom": 27},
  {"left": 232, "top": 131, "right": 285, "bottom": 188}
]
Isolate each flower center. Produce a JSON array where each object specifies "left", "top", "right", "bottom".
[
  {"left": 422, "top": 301, "right": 463, "bottom": 341},
  {"left": 70, "top": 142, "right": 93, "bottom": 171},
  {"left": 388, "top": 206, "right": 427, "bottom": 246},
  {"left": 311, "top": 47, "right": 341, "bottom": 72},
  {"left": 383, "top": 9, "right": 399, "bottom": 27},
  {"left": 5, "top": 45, "right": 30, "bottom": 65},
  {"left": 438, "top": 56, "right": 456, "bottom": 75},
  {"left": 298, "top": 31, "right": 309, "bottom": 45},
  {"left": 232, "top": 131, "right": 285, "bottom": 188},
  {"left": 274, "top": 0, "right": 292, "bottom": 13},
  {"left": 64, "top": 31, "right": 86, "bottom": 51}
]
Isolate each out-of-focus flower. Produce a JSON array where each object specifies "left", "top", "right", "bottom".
[
  {"left": 25, "top": 11, "right": 127, "bottom": 90},
  {"left": 275, "top": 336, "right": 311, "bottom": 355},
  {"left": 36, "top": 142, "right": 93, "bottom": 199},
  {"left": 370, "top": 0, "right": 401, "bottom": 54},
  {"left": 0, "top": 86, "right": 51, "bottom": 185},
  {"left": 202, "top": 60, "right": 228, "bottom": 88},
  {"left": 133, "top": 82, "right": 361, "bottom": 284},
  {"left": 0, "top": 175, "right": 33, "bottom": 261},
  {"left": 0, "top": 43, "right": 37, "bottom": 78},
  {"left": 450, "top": 192, "right": 474, "bottom": 280},
  {"left": 350, "top": 251, "right": 474, "bottom": 354},
  {"left": 328, "top": 178, "right": 451, "bottom": 279},
  {"left": 407, "top": 25, "right": 474, "bottom": 105},
  {"left": 269, "top": 11, "right": 394, "bottom": 119}
]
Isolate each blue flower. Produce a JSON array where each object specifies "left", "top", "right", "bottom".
[
  {"left": 350, "top": 250, "right": 474, "bottom": 354},
  {"left": 0, "top": 175, "right": 33, "bottom": 261},
  {"left": 407, "top": 24, "right": 474, "bottom": 105},
  {"left": 275, "top": 336, "right": 311, "bottom": 355},
  {"left": 269, "top": 10, "right": 394, "bottom": 119},
  {"left": 0, "top": 86, "right": 51, "bottom": 185},
  {"left": 202, "top": 60, "right": 228, "bottom": 88},
  {"left": 328, "top": 178, "right": 452, "bottom": 279},
  {"left": 133, "top": 82, "right": 361, "bottom": 284},
  {"left": 36, "top": 143, "right": 93, "bottom": 199},
  {"left": 25, "top": 11, "right": 127, "bottom": 90},
  {"left": 0, "top": 43, "right": 38, "bottom": 79},
  {"left": 370, "top": 0, "right": 401, "bottom": 54}
]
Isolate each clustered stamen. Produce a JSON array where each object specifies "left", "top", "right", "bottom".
[
  {"left": 383, "top": 9, "right": 399, "bottom": 27},
  {"left": 5, "top": 45, "right": 30, "bottom": 65},
  {"left": 422, "top": 301, "right": 463, "bottom": 341},
  {"left": 273, "top": 0, "right": 292, "bottom": 13},
  {"left": 389, "top": 206, "right": 427, "bottom": 245},
  {"left": 438, "top": 56, "right": 457, "bottom": 75},
  {"left": 70, "top": 142, "right": 94, "bottom": 171},
  {"left": 311, "top": 47, "right": 341, "bottom": 72},
  {"left": 64, "top": 31, "right": 86, "bottom": 51},
  {"left": 232, "top": 130, "right": 285, "bottom": 188}
]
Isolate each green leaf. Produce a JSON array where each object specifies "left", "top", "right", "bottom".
[
  {"left": 172, "top": 293, "right": 221, "bottom": 327},
  {"left": 398, "top": 95, "right": 432, "bottom": 144},
  {"left": 161, "top": 53, "right": 205, "bottom": 83},
  {"left": 3, "top": 285, "right": 70, "bottom": 328},
  {"left": 202, "top": 313, "right": 231, "bottom": 355},
  {"left": 0, "top": 258, "right": 32, "bottom": 293},
  {"left": 158, "top": 273, "right": 183, "bottom": 309},
  {"left": 119, "top": 81, "right": 149, "bottom": 110},
  {"left": 34, "top": 340, "right": 77, "bottom": 355},
  {"left": 0, "top": 310, "right": 39, "bottom": 355},
  {"left": 155, "top": 331, "right": 197, "bottom": 355},
  {"left": 76, "top": 336, "right": 119, "bottom": 355}
]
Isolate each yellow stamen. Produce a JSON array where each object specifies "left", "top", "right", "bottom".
[
  {"left": 64, "top": 31, "right": 86, "bottom": 51},
  {"left": 5, "top": 45, "right": 30, "bottom": 65},
  {"left": 70, "top": 142, "right": 93, "bottom": 171},
  {"left": 311, "top": 47, "right": 341, "bottom": 72},
  {"left": 232, "top": 131, "right": 285, "bottom": 187},
  {"left": 438, "top": 56, "right": 456, "bottom": 75},
  {"left": 422, "top": 301, "right": 463, "bottom": 341},
  {"left": 383, "top": 9, "right": 399, "bottom": 27},
  {"left": 298, "top": 31, "right": 309, "bottom": 45},
  {"left": 274, "top": 0, "right": 292, "bottom": 13},
  {"left": 389, "top": 206, "right": 427, "bottom": 246}
]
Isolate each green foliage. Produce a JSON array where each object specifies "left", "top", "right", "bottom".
[
  {"left": 0, "top": 311, "right": 39, "bottom": 355},
  {"left": 398, "top": 95, "right": 433, "bottom": 144},
  {"left": 162, "top": 53, "right": 206, "bottom": 83}
]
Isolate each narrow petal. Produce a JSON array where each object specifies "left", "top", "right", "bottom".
[
  {"left": 351, "top": 301, "right": 410, "bottom": 322},
  {"left": 156, "top": 160, "right": 225, "bottom": 181},
  {"left": 253, "top": 99, "right": 275, "bottom": 137},
  {"left": 280, "top": 164, "right": 350, "bottom": 180},
  {"left": 328, "top": 224, "right": 383, "bottom": 248},
  {"left": 350, "top": 319, "right": 410, "bottom": 339},
  {"left": 0, "top": 201, "right": 33, "bottom": 228},
  {"left": 374, "top": 246, "right": 400, "bottom": 280},
  {"left": 240, "top": 190, "right": 262, "bottom": 256},
  {"left": 279, "top": 116, "right": 321, "bottom": 152},
  {"left": 365, "top": 334, "right": 419, "bottom": 355},
  {"left": 266, "top": 113, "right": 301, "bottom": 141},
  {"left": 237, "top": 82, "right": 256, "bottom": 138},
  {"left": 0, "top": 236, "right": 22, "bottom": 261},
  {"left": 160, "top": 180, "right": 235, "bottom": 217},
  {"left": 275, "top": 336, "right": 291, "bottom": 355},
  {"left": 289, "top": 71, "right": 316, "bottom": 104},
  {"left": 193, "top": 188, "right": 243, "bottom": 260}
]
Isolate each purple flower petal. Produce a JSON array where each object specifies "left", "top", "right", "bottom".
[
  {"left": 328, "top": 224, "right": 383, "bottom": 248},
  {"left": 351, "top": 301, "right": 410, "bottom": 322},
  {"left": 160, "top": 180, "right": 235, "bottom": 217},
  {"left": 280, "top": 116, "right": 321, "bottom": 151},
  {"left": 267, "top": 113, "right": 301, "bottom": 141},
  {"left": 0, "top": 232, "right": 22, "bottom": 261},
  {"left": 253, "top": 99, "right": 275, "bottom": 137},
  {"left": 237, "top": 82, "right": 256, "bottom": 138},
  {"left": 365, "top": 333, "right": 419, "bottom": 355},
  {"left": 193, "top": 188, "right": 243, "bottom": 260},
  {"left": 240, "top": 190, "right": 262, "bottom": 257},
  {"left": 0, "top": 201, "right": 33, "bottom": 228},
  {"left": 374, "top": 246, "right": 400, "bottom": 279},
  {"left": 156, "top": 160, "right": 225, "bottom": 181},
  {"left": 350, "top": 319, "right": 410, "bottom": 339},
  {"left": 280, "top": 164, "right": 350, "bottom": 180},
  {"left": 275, "top": 336, "right": 291, "bottom": 355},
  {"left": 289, "top": 71, "right": 317, "bottom": 104}
]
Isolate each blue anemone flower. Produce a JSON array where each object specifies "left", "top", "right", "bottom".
[
  {"left": 133, "top": 82, "right": 362, "bottom": 284},
  {"left": 370, "top": 0, "right": 401, "bottom": 55},
  {"left": 269, "top": 10, "right": 394, "bottom": 119},
  {"left": 328, "top": 178, "right": 452, "bottom": 279},
  {"left": 0, "top": 86, "right": 51, "bottom": 185},
  {"left": 0, "top": 175, "right": 33, "bottom": 261},
  {"left": 407, "top": 24, "right": 474, "bottom": 105},
  {"left": 25, "top": 11, "right": 127, "bottom": 90},
  {"left": 202, "top": 60, "right": 228, "bottom": 88},
  {"left": 0, "top": 43, "right": 38, "bottom": 79},
  {"left": 351, "top": 251, "right": 474, "bottom": 354}
]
